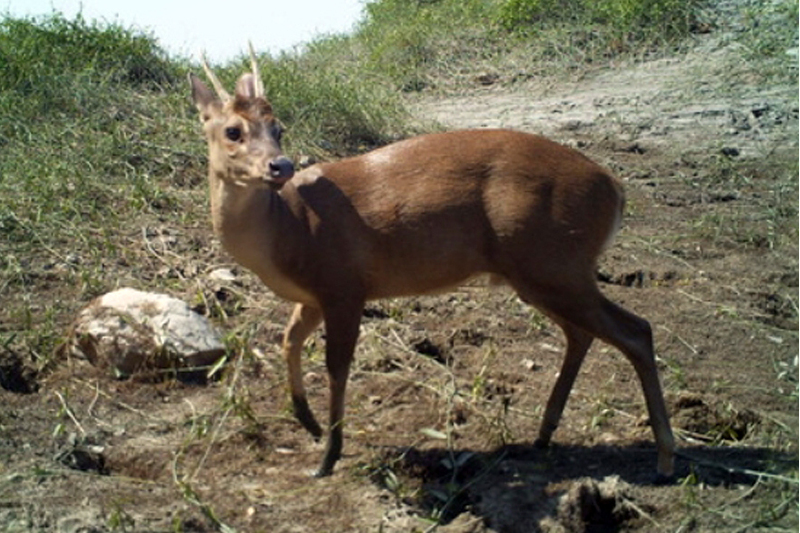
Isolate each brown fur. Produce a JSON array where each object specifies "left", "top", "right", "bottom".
[{"left": 189, "top": 68, "right": 675, "bottom": 480}]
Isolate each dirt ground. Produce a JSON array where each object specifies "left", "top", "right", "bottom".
[{"left": 1, "top": 3, "right": 798, "bottom": 532}]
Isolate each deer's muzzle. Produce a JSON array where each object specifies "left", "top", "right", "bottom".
[{"left": 269, "top": 156, "right": 295, "bottom": 182}]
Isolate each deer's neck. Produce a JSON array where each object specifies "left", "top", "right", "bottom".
[
  {"left": 207, "top": 172, "right": 316, "bottom": 304},
  {"left": 209, "top": 173, "right": 263, "bottom": 244}
]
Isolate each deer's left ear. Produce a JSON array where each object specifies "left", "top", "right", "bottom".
[
  {"left": 189, "top": 73, "right": 221, "bottom": 123},
  {"left": 235, "top": 73, "right": 258, "bottom": 100}
]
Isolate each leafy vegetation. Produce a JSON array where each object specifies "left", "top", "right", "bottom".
[
  {"left": 332, "top": 0, "right": 707, "bottom": 91},
  {"left": 496, "top": 0, "right": 700, "bottom": 37}
]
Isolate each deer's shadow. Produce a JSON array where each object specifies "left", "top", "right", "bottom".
[{"left": 364, "top": 441, "right": 796, "bottom": 532}]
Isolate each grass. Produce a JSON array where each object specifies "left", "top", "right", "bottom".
[
  {"left": 338, "top": 0, "right": 708, "bottom": 92},
  {"left": 688, "top": 154, "right": 799, "bottom": 251},
  {"left": 736, "top": 0, "right": 799, "bottom": 82}
]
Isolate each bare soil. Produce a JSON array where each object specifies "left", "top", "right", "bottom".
[{"left": 1, "top": 4, "right": 797, "bottom": 533}]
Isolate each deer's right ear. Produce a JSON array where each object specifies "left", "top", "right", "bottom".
[{"left": 189, "top": 73, "right": 220, "bottom": 123}]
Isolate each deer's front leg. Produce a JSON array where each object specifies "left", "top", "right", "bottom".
[
  {"left": 283, "top": 303, "right": 324, "bottom": 438},
  {"left": 314, "top": 300, "right": 363, "bottom": 477}
]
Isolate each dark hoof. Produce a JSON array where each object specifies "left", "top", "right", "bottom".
[
  {"left": 292, "top": 396, "right": 323, "bottom": 439},
  {"left": 533, "top": 438, "right": 550, "bottom": 450},
  {"left": 307, "top": 423, "right": 323, "bottom": 441},
  {"left": 312, "top": 466, "right": 333, "bottom": 478}
]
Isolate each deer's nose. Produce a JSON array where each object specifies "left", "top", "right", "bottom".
[{"left": 269, "top": 156, "right": 295, "bottom": 180}]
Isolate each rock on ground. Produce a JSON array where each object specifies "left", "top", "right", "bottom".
[{"left": 67, "top": 287, "right": 225, "bottom": 378}]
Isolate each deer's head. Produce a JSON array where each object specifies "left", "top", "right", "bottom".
[{"left": 190, "top": 45, "right": 294, "bottom": 189}]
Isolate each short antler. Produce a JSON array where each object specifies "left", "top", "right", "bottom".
[
  {"left": 248, "top": 41, "right": 265, "bottom": 99},
  {"left": 200, "top": 52, "right": 231, "bottom": 103}
]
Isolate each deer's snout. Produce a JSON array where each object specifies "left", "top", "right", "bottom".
[{"left": 269, "top": 156, "right": 295, "bottom": 181}]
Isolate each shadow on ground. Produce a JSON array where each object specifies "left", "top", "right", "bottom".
[{"left": 366, "top": 441, "right": 796, "bottom": 531}]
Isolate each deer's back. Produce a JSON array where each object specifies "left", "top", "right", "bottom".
[{"left": 285, "top": 129, "right": 623, "bottom": 298}]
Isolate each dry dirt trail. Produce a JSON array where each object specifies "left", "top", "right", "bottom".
[
  {"left": 413, "top": 8, "right": 796, "bottom": 164},
  {"left": 0, "top": 2, "right": 796, "bottom": 533}
]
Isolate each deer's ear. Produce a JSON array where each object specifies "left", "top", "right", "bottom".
[
  {"left": 235, "top": 73, "right": 257, "bottom": 100},
  {"left": 189, "top": 73, "right": 221, "bottom": 122}
]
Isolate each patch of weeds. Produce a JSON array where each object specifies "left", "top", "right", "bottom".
[
  {"left": 676, "top": 466, "right": 798, "bottom": 531},
  {"left": 749, "top": 478, "right": 800, "bottom": 529},
  {"left": 354, "top": 0, "right": 494, "bottom": 92},
  {"left": 736, "top": 0, "right": 799, "bottom": 81},
  {"left": 302, "top": 338, "right": 324, "bottom": 364},
  {"left": 692, "top": 204, "right": 781, "bottom": 251},
  {"left": 495, "top": 0, "right": 702, "bottom": 61},
  {"left": 690, "top": 151, "right": 798, "bottom": 252},
  {"left": 184, "top": 413, "right": 214, "bottom": 440},
  {"left": 678, "top": 467, "right": 700, "bottom": 508},
  {"left": 386, "top": 303, "right": 406, "bottom": 322},
  {"left": 218, "top": 332, "right": 267, "bottom": 443},
  {"left": 703, "top": 153, "right": 754, "bottom": 189},
  {"left": 661, "top": 356, "right": 687, "bottom": 389},
  {"left": 528, "top": 309, "right": 549, "bottom": 334},
  {"left": 470, "top": 371, "right": 488, "bottom": 402},
  {"left": 476, "top": 394, "right": 515, "bottom": 449},
  {"left": 173, "top": 471, "right": 236, "bottom": 533},
  {"left": 224, "top": 386, "right": 265, "bottom": 444},
  {"left": 173, "top": 380, "right": 242, "bottom": 532},
  {"left": 363, "top": 451, "right": 421, "bottom": 503},
  {"left": 589, "top": 406, "right": 617, "bottom": 431},
  {"left": 194, "top": 286, "right": 245, "bottom": 322},
  {"left": 772, "top": 350, "right": 798, "bottom": 401},
  {"left": 674, "top": 395, "right": 762, "bottom": 445},
  {"left": 4, "top": 300, "right": 66, "bottom": 376},
  {"left": 107, "top": 501, "right": 136, "bottom": 532},
  {"left": 424, "top": 451, "right": 478, "bottom": 524},
  {"left": 228, "top": 48, "right": 413, "bottom": 157}
]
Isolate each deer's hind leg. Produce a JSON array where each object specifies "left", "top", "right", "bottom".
[{"left": 511, "top": 275, "right": 675, "bottom": 479}]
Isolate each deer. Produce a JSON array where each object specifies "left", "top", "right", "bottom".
[{"left": 188, "top": 47, "right": 675, "bottom": 481}]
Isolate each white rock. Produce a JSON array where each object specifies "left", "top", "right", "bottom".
[
  {"left": 208, "top": 268, "right": 237, "bottom": 283},
  {"left": 69, "top": 288, "right": 224, "bottom": 377}
]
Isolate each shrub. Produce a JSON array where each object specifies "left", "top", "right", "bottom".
[
  {"left": 0, "top": 13, "right": 176, "bottom": 93},
  {"left": 495, "top": 0, "right": 700, "bottom": 41}
]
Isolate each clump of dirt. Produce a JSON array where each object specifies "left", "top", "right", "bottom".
[
  {"left": 544, "top": 476, "right": 647, "bottom": 533},
  {"left": 673, "top": 393, "right": 762, "bottom": 442}
]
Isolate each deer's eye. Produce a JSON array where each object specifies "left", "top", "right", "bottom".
[
  {"left": 271, "top": 123, "right": 284, "bottom": 144},
  {"left": 225, "top": 127, "right": 242, "bottom": 142}
]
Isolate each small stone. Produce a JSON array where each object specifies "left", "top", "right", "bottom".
[
  {"left": 720, "top": 147, "right": 740, "bottom": 157},
  {"left": 208, "top": 268, "right": 237, "bottom": 283},
  {"left": 298, "top": 155, "right": 317, "bottom": 168}
]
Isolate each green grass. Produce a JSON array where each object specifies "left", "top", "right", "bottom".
[
  {"left": 688, "top": 155, "right": 799, "bottom": 251},
  {"left": 495, "top": 0, "right": 700, "bottom": 37},
  {"left": 326, "top": 0, "right": 707, "bottom": 92},
  {"left": 736, "top": 0, "right": 799, "bottom": 82}
]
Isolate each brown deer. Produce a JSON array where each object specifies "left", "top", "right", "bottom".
[{"left": 188, "top": 49, "right": 675, "bottom": 480}]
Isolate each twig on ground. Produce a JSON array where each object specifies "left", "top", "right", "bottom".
[
  {"left": 54, "top": 390, "right": 86, "bottom": 438},
  {"left": 676, "top": 450, "right": 799, "bottom": 484}
]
